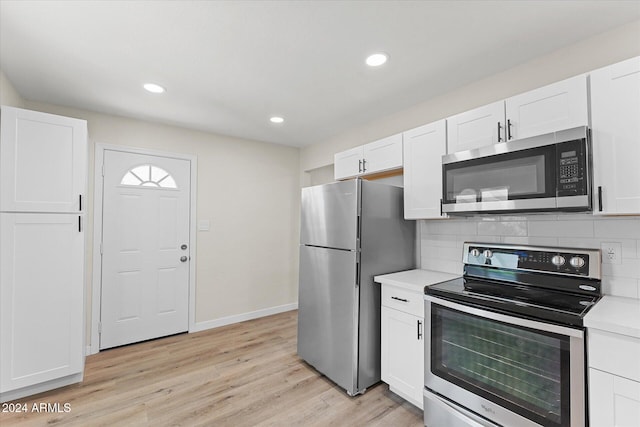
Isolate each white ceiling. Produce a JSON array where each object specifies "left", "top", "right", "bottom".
[{"left": 1, "top": 1, "right": 639, "bottom": 147}]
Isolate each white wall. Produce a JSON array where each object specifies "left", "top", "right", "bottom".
[
  {"left": 1, "top": 86, "right": 300, "bottom": 341},
  {"left": 300, "top": 20, "right": 640, "bottom": 300},
  {"left": 300, "top": 20, "right": 640, "bottom": 173},
  {"left": 0, "top": 70, "right": 24, "bottom": 108},
  {"left": 420, "top": 215, "right": 640, "bottom": 299},
  {"left": 4, "top": 18, "right": 640, "bottom": 341}
]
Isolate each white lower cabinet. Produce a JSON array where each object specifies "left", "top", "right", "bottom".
[
  {"left": 589, "top": 368, "right": 640, "bottom": 427},
  {"left": 381, "top": 284, "right": 424, "bottom": 409},
  {"left": 0, "top": 213, "right": 85, "bottom": 401},
  {"left": 588, "top": 328, "right": 640, "bottom": 427}
]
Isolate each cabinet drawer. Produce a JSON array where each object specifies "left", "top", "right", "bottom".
[
  {"left": 381, "top": 285, "right": 423, "bottom": 317},
  {"left": 589, "top": 329, "right": 640, "bottom": 382}
]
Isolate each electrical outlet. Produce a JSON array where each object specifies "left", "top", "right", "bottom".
[{"left": 601, "top": 242, "right": 622, "bottom": 264}]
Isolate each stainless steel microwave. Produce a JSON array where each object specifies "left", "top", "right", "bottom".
[{"left": 442, "top": 126, "right": 592, "bottom": 214}]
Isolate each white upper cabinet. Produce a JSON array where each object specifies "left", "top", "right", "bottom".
[
  {"left": 505, "top": 74, "right": 588, "bottom": 141},
  {"left": 364, "top": 133, "right": 403, "bottom": 174},
  {"left": 334, "top": 134, "right": 402, "bottom": 180},
  {"left": 403, "top": 120, "right": 446, "bottom": 219},
  {"left": 446, "top": 75, "right": 588, "bottom": 154},
  {"left": 590, "top": 56, "right": 640, "bottom": 215},
  {"left": 0, "top": 106, "right": 87, "bottom": 213},
  {"left": 446, "top": 101, "right": 504, "bottom": 153},
  {"left": 333, "top": 145, "right": 364, "bottom": 180}
]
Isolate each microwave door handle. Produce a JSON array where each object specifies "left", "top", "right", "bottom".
[{"left": 598, "top": 186, "right": 603, "bottom": 211}]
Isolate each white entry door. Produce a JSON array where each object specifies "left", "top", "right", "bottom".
[{"left": 100, "top": 150, "right": 191, "bottom": 349}]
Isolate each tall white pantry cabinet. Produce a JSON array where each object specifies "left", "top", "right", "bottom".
[{"left": 0, "top": 106, "right": 87, "bottom": 402}]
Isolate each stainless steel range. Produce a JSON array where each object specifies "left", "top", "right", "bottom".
[{"left": 424, "top": 243, "right": 601, "bottom": 427}]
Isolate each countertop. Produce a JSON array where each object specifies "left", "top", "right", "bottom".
[
  {"left": 374, "top": 269, "right": 460, "bottom": 294},
  {"left": 584, "top": 295, "right": 640, "bottom": 338}
]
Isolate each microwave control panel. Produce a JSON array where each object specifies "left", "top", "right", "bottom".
[{"left": 557, "top": 138, "right": 587, "bottom": 197}]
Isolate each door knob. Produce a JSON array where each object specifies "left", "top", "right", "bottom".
[{"left": 180, "top": 256, "right": 188, "bottom": 262}]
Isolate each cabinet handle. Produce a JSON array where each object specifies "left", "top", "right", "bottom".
[
  {"left": 362, "top": 159, "right": 367, "bottom": 173},
  {"left": 417, "top": 320, "right": 423, "bottom": 340},
  {"left": 78, "top": 216, "right": 82, "bottom": 232},
  {"left": 439, "top": 198, "right": 443, "bottom": 217},
  {"left": 507, "top": 119, "right": 513, "bottom": 140},
  {"left": 391, "top": 296, "right": 408, "bottom": 303},
  {"left": 358, "top": 159, "right": 362, "bottom": 173},
  {"left": 598, "top": 186, "right": 603, "bottom": 212},
  {"left": 79, "top": 194, "right": 82, "bottom": 212},
  {"left": 497, "top": 122, "right": 502, "bottom": 142}
]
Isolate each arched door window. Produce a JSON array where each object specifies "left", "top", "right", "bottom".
[{"left": 120, "top": 165, "right": 177, "bottom": 189}]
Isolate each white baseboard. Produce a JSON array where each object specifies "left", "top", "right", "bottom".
[{"left": 190, "top": 302, "right": 298, "bottom": 333}]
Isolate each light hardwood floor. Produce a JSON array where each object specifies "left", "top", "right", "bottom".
[{"left": 1, "top": 310, "right": 423, "bottom": 426}]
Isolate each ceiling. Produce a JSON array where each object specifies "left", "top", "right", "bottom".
[{"left": 1, "top": 1, "right": 639, "bottom": 147}]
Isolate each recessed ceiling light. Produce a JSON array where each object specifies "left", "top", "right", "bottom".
[
  {"left": 143, "top": 83, "right": 165, "bottom": 93},
  {"left": 366, "top": 53, "right": 388, "bottom": 67},
  {"left": 270, "top": 116, "right": 284, "bottom": 124}
]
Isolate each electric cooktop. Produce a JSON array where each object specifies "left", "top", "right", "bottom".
[{"left": 425, "top": 243, "right": 603, "bottom": 327}]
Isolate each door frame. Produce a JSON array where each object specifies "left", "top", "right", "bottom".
[{"left": 90, "top": 143, "right": 197, "bottom": 355}]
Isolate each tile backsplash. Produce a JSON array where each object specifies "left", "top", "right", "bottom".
[{"left": 419, "top": 214, "right": 640, "bottom": 299}]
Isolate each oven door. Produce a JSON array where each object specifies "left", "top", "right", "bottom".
[{"left": 424, "top": 296, "right": 585, "bottom": 427}]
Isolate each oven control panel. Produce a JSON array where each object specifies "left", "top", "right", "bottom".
[{"left": 464, "top": 243, "right": 601, "bottom": 279}]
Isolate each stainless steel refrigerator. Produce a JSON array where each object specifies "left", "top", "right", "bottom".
[{"left": 297, "top": 178, "right": 415, "bottom": 396}]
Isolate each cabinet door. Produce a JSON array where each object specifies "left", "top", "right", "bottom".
[
  {"left": 334, "top": 146, "right": 364, "bottom": 180},
  {"left": 590, "top": 56, "right": 640, "bottom": 215},
  {"left": 381, "top": 306, "right": 424, "bottom": 409},
  {"left": 363, "top": 133, "right": 403, "bottom": 174},
  {"left": 0, "top": 106, "right": 87, "bottom": 213},
  {"left": 505, "top": 74, "right": 588, "bottom": 141},
  {"left": 0, "top": 213, "right": 84, "bottom": 393},
  {"left": 403, "top": 120, "right": 446, "bottom": 219},
  {"left": 589, "top": 368, "right": 640, "bottom": 427},
  {"left": 446, "top": 101, "right": 505, "bottom": 153}
]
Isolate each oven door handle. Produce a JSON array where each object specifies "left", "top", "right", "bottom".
[
  {"left": 424, "top": 295, "right": 584, "bottom": 338},
  {"left": 424, "top": 389, "right": 495, "bottom": 427}
]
